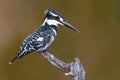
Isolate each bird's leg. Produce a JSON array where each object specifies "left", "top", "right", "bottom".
[{"left": 39, "top": 50, "right": 47, "bottom": 53}]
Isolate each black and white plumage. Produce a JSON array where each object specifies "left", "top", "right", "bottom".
[{"left": 9, "top": 9, "right": 80, "bottom": 64}]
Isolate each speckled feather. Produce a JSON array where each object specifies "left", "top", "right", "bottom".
[{"left": 9, "top": 24, "right": 57, "bottom": 64}]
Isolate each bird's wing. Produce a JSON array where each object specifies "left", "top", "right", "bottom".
[
  {"left": 17, "top": 28, "right": 54, "bottom": 58},
  {"left": 9, "top": 28, "right": 54, "bottom": 64}
]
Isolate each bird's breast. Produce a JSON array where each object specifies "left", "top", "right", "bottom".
[{"left": 36, "top": 28, "right": 57, "bottom": 52}]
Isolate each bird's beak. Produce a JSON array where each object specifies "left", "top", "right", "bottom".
[{"left": 61, "top": 21, "right": 80, "bottom": 33}]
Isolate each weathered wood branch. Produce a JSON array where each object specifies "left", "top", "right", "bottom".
[{"left": 41, "top": 51, "right": 85, "bottom": 80}]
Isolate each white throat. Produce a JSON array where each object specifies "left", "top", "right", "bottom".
[{"left": 42, "top": 18, "right": 62, "bottom": 26}]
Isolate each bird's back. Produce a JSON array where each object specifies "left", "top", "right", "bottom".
[{"left": 9, "top": 25, "right": 57, "bottom": 64}]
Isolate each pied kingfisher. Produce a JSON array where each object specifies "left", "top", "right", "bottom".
[{"left": 9, "top": 9, "right": 80, "bottom": 64}]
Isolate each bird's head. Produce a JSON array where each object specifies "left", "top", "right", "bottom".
[{"left": 43, "top": 9, "right": 80, "bottom": 33}]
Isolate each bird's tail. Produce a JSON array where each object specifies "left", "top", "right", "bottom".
[
  {"left": 9, "top": 51, "right": 29, "bottom": 64},
  {"left": 9, "top": 55, "right": 18, "bottom": 64}
]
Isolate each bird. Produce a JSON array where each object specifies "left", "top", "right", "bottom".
[{"left": 9, "top": 9, "right": 80, "bottom": 64}]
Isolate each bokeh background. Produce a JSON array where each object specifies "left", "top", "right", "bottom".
[{"left": 0, "top": 0, "right": 120, "bottom": 80}]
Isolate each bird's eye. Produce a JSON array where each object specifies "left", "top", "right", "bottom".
[{"left": 55, "top": 16, "right": 59, "bottom": 20}]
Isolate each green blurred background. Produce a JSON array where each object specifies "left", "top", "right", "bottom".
[{"left": 0, "top": 0, "right": 120, "bottom": 80}]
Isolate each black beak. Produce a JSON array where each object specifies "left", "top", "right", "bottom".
[{"left": 61, "top": 21, "right": 80, "bottom": 33}]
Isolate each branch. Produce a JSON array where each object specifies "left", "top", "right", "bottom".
[{"left": 41, "top": 51, "right": 85, "bottom": 80}]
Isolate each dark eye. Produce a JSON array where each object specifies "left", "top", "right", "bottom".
[{"left": 55, "top": 16, "right": 59, "bottom": 20}]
